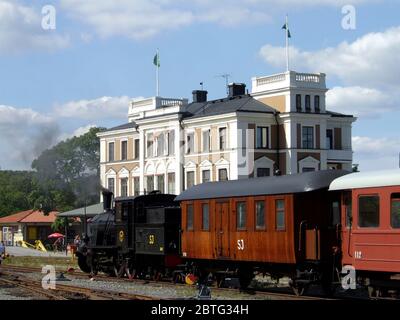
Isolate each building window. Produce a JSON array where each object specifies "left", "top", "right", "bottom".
[
  {"left": 302, "top": 167, "right": 315, "bottom": 173},
  {"left": 156, "top": 133, "right": 165, "bottom": 157},
  {"left": 296, "top": 94, "right": 302, "bottom": 112},
  {"left": 202, "top": 170, "right": 210, "bottom": 183},
  {"left": 107, "top": 177, "right": 115, "bottom": 194},
  {"left": 391, "top": 194, "right": 400, "bottom": 228},
  {"left": 314, "top": 95, "right": 320, "bottom": 113},
  {"left": 202, "top": 203, "right": 209, "bottom": 231},
  {"left": 276, "top": 199, "right": 285, "bottom": 230},
  {"left": 255, "top": 200, "right": 266, "bottom": 230},
  {"left": 147, "top": 133, "right": 153, "bottom": 158},
  {"left": 133, "top": 177, "right": 140, "bottom": 196},
  {"left": 120, "top": 178, "right": 128, "bottom": 197},
  {"left": 202, "top": 130, "right": 211, "bottom": 152},
  {"left": 358, "top": 195, "right": 379, "bottom": 228},
  {"left": 302, "top": 126, "right": 314, "bottom": 149},
  {"left": 257, "top": 168, "right": 270, "bottom": 177},
  {"left": 156, "top": 174, "right": 165, "bottom": 193},
  {"left": 305, "top": 95, "right": 311, "bottom": 112},
  {"left": 121, "top": 140, "right": 127, "bottom": 160},
  {"left": 146, "top": 176, "right": 154, "bottom": 192},
  {"left": 186, "top": 171, "right": 195, "bottom": 189},
  {"left": 187, "top": 204, "right": 194, "bottom": 231},
  {"left": 186, "top": 133, "right": 194, "bottom": 154},
  {"left": 256, "top": 127, "right": 269, "bottom": 149},
  {"left": 236, "top": 202, "right": 246, "bottom": 230},
  {"left": 326, "top": 129, "right": 333, "bottom": 150},
  {"left": 168, "top": 130, "right": 175, "bottom": 155},
  {"left": 219, "top": 127, "right": 227, "bottom": 150},
  {"left": 108, "top": 142, "right": 115, "bottom": 162},
  {"left": 168, "top": 173, "right": 175, "bottom": 194},
  {"left": 218, "top": 168, "right": 228, "bottom": 181},
  {"left": 134, "top": 139, "right": 140, "bottom": 160}
]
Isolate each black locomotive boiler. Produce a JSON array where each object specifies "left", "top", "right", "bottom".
[{"left": 76, "top": 190, "right": 182, "bottom": 279}]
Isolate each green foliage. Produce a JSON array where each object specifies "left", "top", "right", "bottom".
[
  {"left": 0, "top": 127, "right": 105, "bottom": 217},
  {"left": 0, "top": 171, "right": 35, "bottom": 217}
]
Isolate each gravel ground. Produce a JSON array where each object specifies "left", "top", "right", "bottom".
[
  {"left": 0, "top": 283, "right": 34, "bottom": 300},
  {"left": 4, "top": 246, "right": 71, "bottom": 258}
]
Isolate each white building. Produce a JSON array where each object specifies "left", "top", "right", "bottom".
[{"left": 98, "top": 71, "right": 356, "bottom": 196}]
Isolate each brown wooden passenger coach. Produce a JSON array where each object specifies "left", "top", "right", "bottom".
[{"left": 176, "top": 170, "right": 349, "bottom": 288}]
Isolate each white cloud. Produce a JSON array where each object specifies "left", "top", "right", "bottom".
[
  {"left": 60, "top": 0, "right": 375, "bottom": 40},
  {"left": 327, "top": 86, "right": 398, "bottom": 118},
  {"left": 0, "top": 0, "right": 70, "bottom": 53},
  {"left": 260, "top": 26, "right": 400, "bottom": 88},
  {"left": 61, "top": 0, "right": 194, "bottom": 40},
  {"left": 54, "top": 96, "right": 135, "bottom": 120},
  {"left": 352, "top": 136, "right": 400, "bottom": 171}
]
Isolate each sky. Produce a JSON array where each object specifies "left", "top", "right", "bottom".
[{"left": 0, "top": 0, "right": 399, "bottom": 171}]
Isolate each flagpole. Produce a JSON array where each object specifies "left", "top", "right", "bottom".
[
  {"left": 156, "top": 48, "right": 160, "bottom": 97},
  {"left": 285, "top": 15, "right": 289, "bottom": 72}
]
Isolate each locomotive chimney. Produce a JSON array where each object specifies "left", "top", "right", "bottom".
[{"left": 102, "top": 188, "right": 113, "bottom": 211}]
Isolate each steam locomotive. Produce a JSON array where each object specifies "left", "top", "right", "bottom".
[{"left": 76, "top": 169, "right": 400, "bottom": 298}]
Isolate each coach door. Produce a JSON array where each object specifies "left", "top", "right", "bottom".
[{"left": 215, "top": 201, "right": 230, "bottom": 258}]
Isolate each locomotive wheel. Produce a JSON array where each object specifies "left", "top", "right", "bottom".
[{"left": 77, "top": 255, "right": 91, "bottom": 273}]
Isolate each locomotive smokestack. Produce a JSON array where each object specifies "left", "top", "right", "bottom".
[{"left": 102, "top": 188, "right": 113, "bottom": 211}]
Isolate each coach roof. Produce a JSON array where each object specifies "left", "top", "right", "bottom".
[
  {"left": 175, "top": 170, "right": 350, "bottom": 201},
  {"left": 329, "top": 169, "right": 400, "bottom": 191}
]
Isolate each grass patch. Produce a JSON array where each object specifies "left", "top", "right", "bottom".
[{"left": 3, "top": 256, "right": 78, "bottom": 271}]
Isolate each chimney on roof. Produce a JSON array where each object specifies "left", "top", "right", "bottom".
[
  {"left": 228, "top": 83, "right": 246, "bottom": 98},
  {"left": 192, "top": 90, "right": 208, "bottom": 103}
]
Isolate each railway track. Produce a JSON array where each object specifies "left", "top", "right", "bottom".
[
  {"left": 0, "top": 264, "right": 336, "bottom": 300},
  {"left": 0, "top": 265, "right": 157, "bottom": 300}
]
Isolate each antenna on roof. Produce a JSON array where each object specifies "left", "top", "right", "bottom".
[{"left": 215, "top": 73, "right": 231, "bottom": 95}]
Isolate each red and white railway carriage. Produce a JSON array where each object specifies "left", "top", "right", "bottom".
[{"left": 330, "top": 169, "right": 400, "bottom": 295}]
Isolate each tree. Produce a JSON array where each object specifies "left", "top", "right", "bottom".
[
  {"left": 0, "top": 171, "right": 35, "bottom": 217},
  {"left": 30, "top": 127, "right": 105, "bottom": 214}
]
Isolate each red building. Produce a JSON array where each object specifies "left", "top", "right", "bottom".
[{"left": 0, "top": 210, "right": 58, "bottom": 246}]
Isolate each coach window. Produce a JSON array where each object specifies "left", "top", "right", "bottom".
[
  {"left": 187, "top": 204, "right": 194, "bottom": 231},
  {"left": 276, "top": 199, "right": 285, "bottom": 231},
  {"left": 391, "top": 194, "right": 400, "bottom": 228},
  {"left": 236, "top": 202, "right": 246, "bottom": 230},
  {"left": 358, "top": 195, "right": 379, "bottom": 228},
  {"left": 255, "top": 200, "right": 266, "bottom": 230},
  {"left": 202, "top": 203, "right": 209, "bottom": 231}
]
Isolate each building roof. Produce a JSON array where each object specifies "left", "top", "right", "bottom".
[
  {"left": 182, "top": 95, "right": 276, "bottom": 119},
  {"left": 325, "top": 110, "right": 354, "bottom": 118},
  {"left": 20, "top": 211, "right": 58, "bottom": 223},
  {"left": 329, "top": 169, "right": 400, "bottom": 191},
  {"left": 175, "top": 170, "right": 350, "bottom": 201},
  {"left": 0, "top": 210, "right": 58, "bottom": 224},
  {"left": 57, "top": 203, "right": 104, "bottom": 218},
  {"left": 104, "top": 122, "right": 137, "bottom": 132}
]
